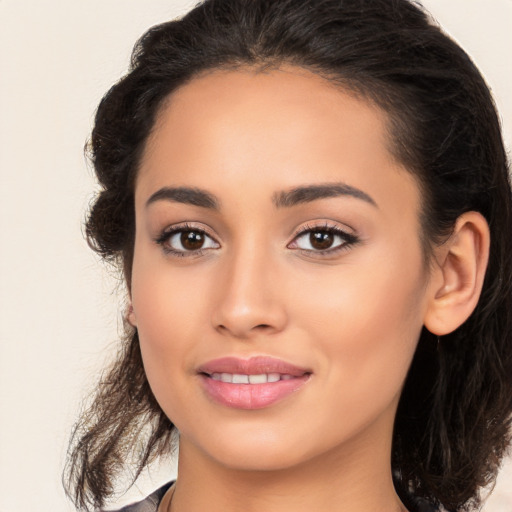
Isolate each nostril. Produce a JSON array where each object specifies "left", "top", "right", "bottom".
[{"left": 212, "top": 301, "right": 288, "bottom": 338}]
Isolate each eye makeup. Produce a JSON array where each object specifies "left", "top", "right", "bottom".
[
  {"left": 153, "top": 220, "right": 359, "bottom": 259},
  {"left": 288, "top": 222, "right": 359, "bottom": 257},
  {"left": 154, "top": 222, "right": 220, "bottom": 258}
]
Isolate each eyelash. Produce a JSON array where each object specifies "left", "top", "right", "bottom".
[
  {"left": 154, "top": 223, "right": 218, "bottom": 258},
  {"left": 289, "top": 223, "right": 359, "bottom": 256},
  {"left": 154, "top": 222, "right": 359, "bottom": 258}
]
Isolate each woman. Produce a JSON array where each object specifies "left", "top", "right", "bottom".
[{"left": 64, "top": 0, "right": 512, "bottom": 511}]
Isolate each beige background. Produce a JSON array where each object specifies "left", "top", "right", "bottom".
[{"left": 0, "top": 1, "right": 510, "bottom": 510}]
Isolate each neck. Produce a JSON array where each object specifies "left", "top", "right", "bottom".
[{"left": 168, "top": 417, "right": 406, "bottom": 512}]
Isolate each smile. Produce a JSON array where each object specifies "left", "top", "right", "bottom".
[
  {"left": 198, "top": 357, "right": 311, "bottom": 409},
  {"left": 209, "top": 372, "right": 296, "bottom": 384}
]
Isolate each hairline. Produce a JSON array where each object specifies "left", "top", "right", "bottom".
[{"left": 134, "top": 60, "right": 437, "bottom": 271}]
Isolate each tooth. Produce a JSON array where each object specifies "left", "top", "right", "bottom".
[
  {"left": 212, "top": 372, "right": 290, "bottom": 384},
  {"left": 249, "top": 374, "right": 267, "bottom": 384},
  {"left": 232, "top": 374, "right": 249, "bottom": 384}
]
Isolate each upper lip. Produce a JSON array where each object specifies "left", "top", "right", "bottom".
[{"left": 197, "top": 356, "right": 311, "bottom": 377}]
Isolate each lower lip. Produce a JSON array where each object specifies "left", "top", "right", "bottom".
[{"left": 200, "top": 375, "right": 310, "bottom": 410}]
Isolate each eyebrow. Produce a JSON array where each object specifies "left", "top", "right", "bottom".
[
  {"left": 146, "top": 186, "right": 219, "bottom": 209},
  {"left": 145, "top": 182, "right": 377, "bottom": 210},
  {"left": 273, "top": 183, "right": 377, "bottom": 208}
]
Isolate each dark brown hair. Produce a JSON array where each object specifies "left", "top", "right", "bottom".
[{"left": 65, "top": 1, "right": 512, "bottom": 510}]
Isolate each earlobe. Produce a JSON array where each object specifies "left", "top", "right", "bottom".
[
  {"left": 127, "top": 303, "right": 137, "bottom": 327},
  {"left": 424, "top": 212, "right": 490, "bottom": 336}
]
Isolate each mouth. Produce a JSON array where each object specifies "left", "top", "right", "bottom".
[
  {"left": 197, "top": 356, "right": 312, "bottom": 410},
  {"left": 207, "top": 372, "right": 298, "bottom": 384}
]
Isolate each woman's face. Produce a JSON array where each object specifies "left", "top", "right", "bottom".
[{"left": 130, "top": 67, "right": 433, "bottom": 472}]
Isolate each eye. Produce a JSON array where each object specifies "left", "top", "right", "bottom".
[
  {"left": 156, "top": 225, "right": 220, "bottom": 256},
  {"left": 289, "top": 225, "right": 358, "bottom": 254}
]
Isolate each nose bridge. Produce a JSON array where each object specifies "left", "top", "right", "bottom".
[{"left": 212, "top": 235, "right": 286, "bottom": 337}]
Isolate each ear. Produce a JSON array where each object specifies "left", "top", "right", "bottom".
[
  {"left": 424, "top": 211, "right": 490, "bottom": 336},
  {"left": 127, "top": 303, "right": 138, "bottom": 327}
]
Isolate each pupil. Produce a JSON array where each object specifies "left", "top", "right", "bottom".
[
  {"left": 181, "top": 231, "right": 204, "bottom": 250},
  {"left": 310, "top": 231, "right": 333, "bottom": 250}
]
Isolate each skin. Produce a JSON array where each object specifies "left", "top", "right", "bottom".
[{"left": 128, "top": 66, "right": 487, "bottom": 512}]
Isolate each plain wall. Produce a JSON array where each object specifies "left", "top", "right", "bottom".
[{"left": 0, "top": 1, "right": 510, "bottom": 510}]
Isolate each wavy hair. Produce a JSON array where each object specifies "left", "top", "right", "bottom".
[{"left": 64, "top": 1, "right": 512, "bottom": 510}]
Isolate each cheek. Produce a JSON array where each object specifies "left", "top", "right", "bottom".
[
  {"left": 130, "top": 252, "right": 210, "bottom": 412},
  {"left": 292, "top": 251, "right": 427, "bottom": 405},
  {"left": 131, "top": 239, "right": 209, "bottom": 343}
]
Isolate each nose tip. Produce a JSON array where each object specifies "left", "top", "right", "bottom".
[
  {"left": 214, "top": 308, "right": 282, "bottom": 339},
  {"left": 211, "top": 257, "right": 287, "bottom": 339},
  {"left": 213, "top": 300, "right": 287, "bottom": 339}
]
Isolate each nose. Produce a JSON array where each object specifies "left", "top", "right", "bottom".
[{"left": 211, "top": 246, "right": 288, "bottom": 339}]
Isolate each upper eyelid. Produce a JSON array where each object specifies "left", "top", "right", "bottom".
[
  {"left": 155, "top": 225, "right": 220, "bottom": 259},
  {"left": 292, "top": 221, "right": 355, "bottom": 238},
  {"left": 288, "top": 222, "right": 359, "bottom": 251},
  {"left": 154, "top": 223, "right": 221, "bottom": 251},
  {"left": 155, "top": 220, "right": 357, "bottom": 246},
  {"left": 160, "top": 222, "right": 218, "bottom": 238}
]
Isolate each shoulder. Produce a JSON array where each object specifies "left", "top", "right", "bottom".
[{"left": 102, "top": 482, "right": 173, "bottom": 512}]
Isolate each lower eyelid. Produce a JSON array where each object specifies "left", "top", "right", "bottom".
[
  {"left": 155, "top": 222, "right": 357, "bottom": 257},
  {"left": 169, "top": 231, "right": 218, "bottom": 249},
  {"left": 294, "top": 232, "right": 346, "bottom": 248}
]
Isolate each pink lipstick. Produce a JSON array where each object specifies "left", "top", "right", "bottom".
[{"left": 197, "top": 356, "right": 311, "bottom": 410}]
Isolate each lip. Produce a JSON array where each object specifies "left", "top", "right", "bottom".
[
  {"left": 198, "top": 356, "right": 310, "bottom": 376},
  {"left": 197, "top": 356, "right": 312, "bottom": 410}
]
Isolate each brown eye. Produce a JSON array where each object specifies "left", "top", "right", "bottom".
[
  {"left": 161, "top": 227, "right": 220, "bottom": 255},
  {"left": 290, "top": 226, "right": 358, "bottom": 254},
  {"left": 309, "top": 231, "right": 334, "bottom": 250},
  {"left": 181, "top": 231, "right": 205, "bottom": 250}
]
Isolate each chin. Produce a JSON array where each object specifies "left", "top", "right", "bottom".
[
  {"left": 180, "top": 421, "right": 315, "bottom": 472},
  {"left": 208, "top": 444, "right": 307, "bottom": 472}
]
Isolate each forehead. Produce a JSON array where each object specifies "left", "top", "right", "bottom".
[
  {"left": 137, "top": 65, "right": 419, "bottom": 217},
  {"left": 147, "top": 66, "right": 393, "bottom": 160}
]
